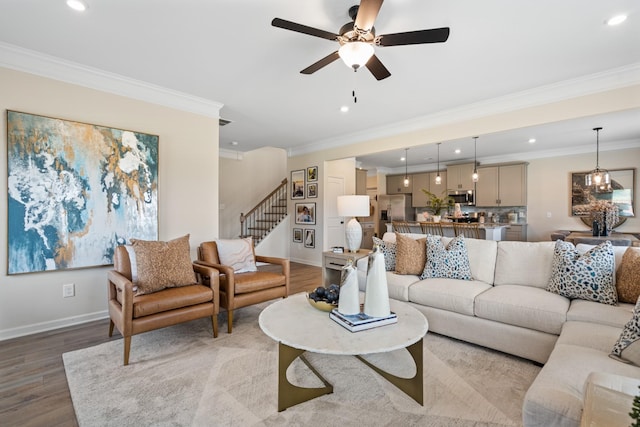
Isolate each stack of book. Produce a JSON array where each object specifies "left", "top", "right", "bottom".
[{"left": 329, "top": 308, "right": 397, "bottom": 332}]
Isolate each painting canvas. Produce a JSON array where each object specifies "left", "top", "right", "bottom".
[
  {"left": 291, "top": 169, "right": 304, "bottom": 199},
  {"left": 7, "top": 111, "right": 159, "bottom": 274}
]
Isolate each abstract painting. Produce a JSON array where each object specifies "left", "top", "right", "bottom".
[{"left": 7, "top": 111, "right": 159, "bottom": 274}]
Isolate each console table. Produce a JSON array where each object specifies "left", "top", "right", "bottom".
[{"left": 564, "top": 231, "right": 639, "bottom": 247}]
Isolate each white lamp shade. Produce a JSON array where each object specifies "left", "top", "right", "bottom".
[
  {"left": 338, "top": 42, "right": 374, "bottom": 69},
  {"left": 337, "top": 195, "right": 370, "bottom": 217}
]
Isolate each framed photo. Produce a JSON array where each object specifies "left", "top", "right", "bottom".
[
  {"left": 307, "top": 166, "right": 318, "bottom": 182},
  {"left": 295, "top": 202, "right": 316, "bottom": 225},
  {"left": 293, "top": 228, "right": 303, "bottom": 243},
  {"left": 6, "top": 110, "right": 159, "bottom": 275},
  {"left": 307, "top": 183, "right": 318, "bottom": 198},
  {"left": 291, "top": 169, "right": 305, "bottom": 199},
  {"left": 304, "top": 229, "right": 315, "bottom": 248}
]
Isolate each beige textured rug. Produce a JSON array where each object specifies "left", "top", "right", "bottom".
[{"left": 63, "top": 302, "right": 540, "bottom": 426}]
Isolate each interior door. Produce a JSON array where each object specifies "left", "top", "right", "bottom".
[{"left": 325, "top": 176, "right": 345, "bottom": 250}]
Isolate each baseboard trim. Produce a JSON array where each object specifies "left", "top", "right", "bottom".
[{"left": 0, "top": 310, "right": 109, "bottom": 341}]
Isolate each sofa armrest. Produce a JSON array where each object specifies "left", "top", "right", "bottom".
[
  {"left": 192, "top": 263, "right": 220, "bottom": 306},
  {"left": 107, "top": 270, "right": 135, "bottom": 327}
]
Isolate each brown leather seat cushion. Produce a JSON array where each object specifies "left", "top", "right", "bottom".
[
  {"left": 117, "top": 284, "right": 213, "bottom": 318},
  {"left": 223, "top": 272, "right": 286, "bottom": 294}
]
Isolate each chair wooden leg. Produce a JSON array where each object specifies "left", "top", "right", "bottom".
[
  {"left": 212, "top": 315, "right": 218, "bottom": 338},
  {"left": 108, "top": 320, "right": 115, "bottom": 337},
  {"left": 227, "top": 310, "right": 233, "bottom": 334},
  {"left": 123, "top": 336, "right": 131, "bottom": 366}
]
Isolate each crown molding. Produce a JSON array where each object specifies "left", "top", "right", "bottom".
[
  {"left": 290, "top": 62, "right": 640, "bottom": 157},
  {"left": 0, "top": 42, "right": 223, "bottom": 118}
]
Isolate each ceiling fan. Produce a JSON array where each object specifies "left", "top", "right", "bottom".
[{"left": 271, "top": 0, "right": 450, "bottom": 81}]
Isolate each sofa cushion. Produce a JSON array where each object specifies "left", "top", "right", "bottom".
[
  {"left": 215, "top": 237, "right": 257, "bottom": 273},
  {"left": 611, "top": 296, "right": 640, "bottom": 366},
  {"left": 373, "top": 236, "right": 396, "bottom": 271},
  {"left": 557, "top": 320, "right": 624, "bottom": 352},
  {"left": 494, "top": 241, "right": 556, "bottom": 288},
  {"left": 567, "top": 299, "right": 633, "bottom": 329},
  {"left": 616, "top": 247, "right": 640, "bottom": 303},
  {"left": 408, "top": 278, "right": 492, "bottom": 316},
  {"left": 474, "top": 285, "right": 569, "bottom": 335},
  {"left": 384, "top": 272, "right": 420, "bottom": 302},
  {"left": 420, "top": 235, "right": 472, "bottom": 280},
  {"left": 130, "top": 235, "right": 197, "bottom": 295},
  {"left": 443, "top": 236, "right": 498, "bottom": 285},
  {"left": 547, "top": 240, "right": 617, "bottom": 305},
  {"left": 394, "top": 233, "right": 426, "bottom": 275}
]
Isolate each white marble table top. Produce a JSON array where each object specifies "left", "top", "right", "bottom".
[{"left": 259, "top": 292, "right": 428, "bottom": 356}]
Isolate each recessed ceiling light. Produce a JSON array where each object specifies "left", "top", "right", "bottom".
[
  {"left": 528, "top": 138, "right": 536, "bottom": 144},
  {"left": 400, "top": 157, "right": 406, "bottom": 162},
  {"left": 340, "top": 105, "right": 349, "bottom": 113},
  {"left": 230, "top": 141, "right": 239, "bottom": 146},
  {"left": 454, "top": 149, "right": 461, "bottom": 154},
  {"left": 66, "top": 0, "right": 87, "bottom": 11},
  {"left": 607, "top": 14, "right": 627, "bottom": 26}
]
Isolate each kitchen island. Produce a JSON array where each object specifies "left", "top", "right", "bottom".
[{"left": 386, "top": 222, "right": 510, "bottom": 241}]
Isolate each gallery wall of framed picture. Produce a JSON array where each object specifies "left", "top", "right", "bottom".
[{"left": 291, "top": 166, "right": 319, "bottom": 247}]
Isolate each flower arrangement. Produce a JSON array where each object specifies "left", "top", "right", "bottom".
[
  {"left": 589, "top": 200, "right": 619, "bottom": 234},
  {"left": 421, "top": 189, "right": 454, "bottom": 216}
]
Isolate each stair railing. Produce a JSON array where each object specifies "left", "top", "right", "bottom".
[{"left": 240, "top": 178, "right": 288, "bottom": 245}]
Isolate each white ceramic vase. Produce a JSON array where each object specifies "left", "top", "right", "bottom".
[
  {"left": 363, "top": 245, "right": 391, "bottom": 318},
  {"left": 338, "top": 260, "right": 360, "bottom": 315}
]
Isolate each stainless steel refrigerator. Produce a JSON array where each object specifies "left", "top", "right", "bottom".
[{"left": 377, "top": 194, "right": 414, "bottom": 235}]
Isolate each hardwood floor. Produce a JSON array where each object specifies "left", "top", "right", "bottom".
[{"left": 0, "top": 262, "right": 321, "bottom": 427}]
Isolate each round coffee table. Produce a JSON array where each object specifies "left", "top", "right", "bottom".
[{"left": 259, "top": 292, "right": 429, "bottom": 411}]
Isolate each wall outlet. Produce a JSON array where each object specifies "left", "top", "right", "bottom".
[{"left": 63, "top": 283, "right": 75, "bottom": 298}]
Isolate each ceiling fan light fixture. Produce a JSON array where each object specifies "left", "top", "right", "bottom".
[{"left": 338, "top": 42, "right": 374, "bottom": 70}]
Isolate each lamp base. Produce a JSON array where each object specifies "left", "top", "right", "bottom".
[{"left": 344, "top": 217, "right": 362, "bottom": 253}]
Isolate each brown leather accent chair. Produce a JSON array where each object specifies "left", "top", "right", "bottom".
[
  {"left": 197, "top": 241, "right": 289, "bottom": 333},
  {"left": 108, "top": 246, "right": 220, "bottom": 365}
]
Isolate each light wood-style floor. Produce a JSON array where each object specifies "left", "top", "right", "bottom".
[{"left": 0, "top": 262, "right": 321, "bottom": 427}]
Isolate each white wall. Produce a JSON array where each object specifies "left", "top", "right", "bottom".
[
  {"left": 526, "top": 147, "right": 640, "bottom": 242},
  {"left": 0, "top": 68, "right": 219, "bottom": 339},
  {"left": 218, "top": 147, "right": 288, "bottom": 239}
]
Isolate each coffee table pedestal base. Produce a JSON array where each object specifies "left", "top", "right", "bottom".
[{"left": 277, "top": 338, "right": 423, "bottom": 411}]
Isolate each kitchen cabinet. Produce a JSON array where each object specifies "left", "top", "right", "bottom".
[
  {"left": 476, "top": 163, "right": 527, "bottom": 207},
  {"left": 505, "top": 224, "right": 527, "bottom": 241},
  {"left": 412, "top": 171, "right": 447, "bottom": 207},
  {"left": 447, "top": 163, "right": 476, "bottom": 191},
  {"left": 386, "top": 174, "right": 412, "bottom": 194}
]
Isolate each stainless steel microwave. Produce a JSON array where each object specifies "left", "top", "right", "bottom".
[{"left": 448, "top": 190, "right": 475, "bottom": 206}]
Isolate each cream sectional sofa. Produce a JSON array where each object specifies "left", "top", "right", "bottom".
[{"left": 355, "top": 232, "right": 639, "bottom": 427}]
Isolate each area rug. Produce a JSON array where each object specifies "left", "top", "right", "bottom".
[{"left": 63, "top": 301, "right": 540, "bottom": 426}]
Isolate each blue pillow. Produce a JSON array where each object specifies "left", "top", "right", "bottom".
[{"left": 420, "top": 235, "right": 472, "bottom": 280}]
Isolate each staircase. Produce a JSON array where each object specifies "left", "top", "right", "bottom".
[{"left": 240, "top": 178, "right": 288, "bottom": 245}]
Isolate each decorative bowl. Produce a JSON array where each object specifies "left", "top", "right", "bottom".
[{"left": 307, "top": 294, "right": 337, "bottom": 312}]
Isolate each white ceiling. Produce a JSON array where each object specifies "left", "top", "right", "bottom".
[{"left": 1, "top": 0, "right": 639, "bottom": 170}]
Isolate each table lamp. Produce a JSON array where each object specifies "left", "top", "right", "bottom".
[{"left": 337, "top": 195, "right": 370, "bottom": 252}]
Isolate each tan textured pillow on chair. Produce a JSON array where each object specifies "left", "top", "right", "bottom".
[
  {"left": 617, "top": 247, "right": 640, "bottom": 304},
  {"left": 394, "top": 233, "right": 427, "bottom": 275},
  {"left": 131, "top": 234, "right": 196, "bottom": 295}
]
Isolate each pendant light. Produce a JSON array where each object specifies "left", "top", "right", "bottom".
[
  {"left": 585, "top": 127, "right": 611, "bottom": 193},
  {"left": 472, "top": 136, "right": 479, "bottom": 182},
  {"left": 403, "top": 148, "right": 410, "bottom": 187},
  {"left": 435, "top": 143, "right": 442, "bottom": 185}
]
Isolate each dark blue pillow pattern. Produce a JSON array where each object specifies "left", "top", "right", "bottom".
[
  {"left": 420, "top": 235, "right": 472, "bottom": 280},
  {"left": 547, "top": 240, "right": 617, "bottom": 305}
]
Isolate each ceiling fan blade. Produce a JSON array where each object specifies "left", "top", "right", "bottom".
[
  {"left": 271, "top": 18, "right": 339, "bottom": 41},
  {"left": 300, "top": 51, "right": 341, "bottom": 74},
  {"left": 355, "top": 0, "right": 384, "bottom": 33},
  {"left": 365, "top": 54, "right": 391, "bottom": 80},
  {"left": 378, "top": 27, "right": 450, "bottom": 46}
]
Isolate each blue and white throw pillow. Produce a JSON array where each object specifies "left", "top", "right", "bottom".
[
  {"left": 373, "top": 236, "right": 396, "bottom": 271},
  {"left": 420, "top": 235, "right": 472, "bottom": 280},
  {"left": 610, "top": 295, "right": 640, "bottom": 366},
  {"left": 547, "top": 240, "right": 616, "bottom": 305}
]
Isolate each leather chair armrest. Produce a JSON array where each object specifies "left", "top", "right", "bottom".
[
  {"left": 193, "top": 263, "right": 220, "bottom": 308},
  {"left": 108, "top": 270, "right": 135, "bottom": 320},
  {"left": 255, "top": 256, "right": 290, "bottom": 296}
]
